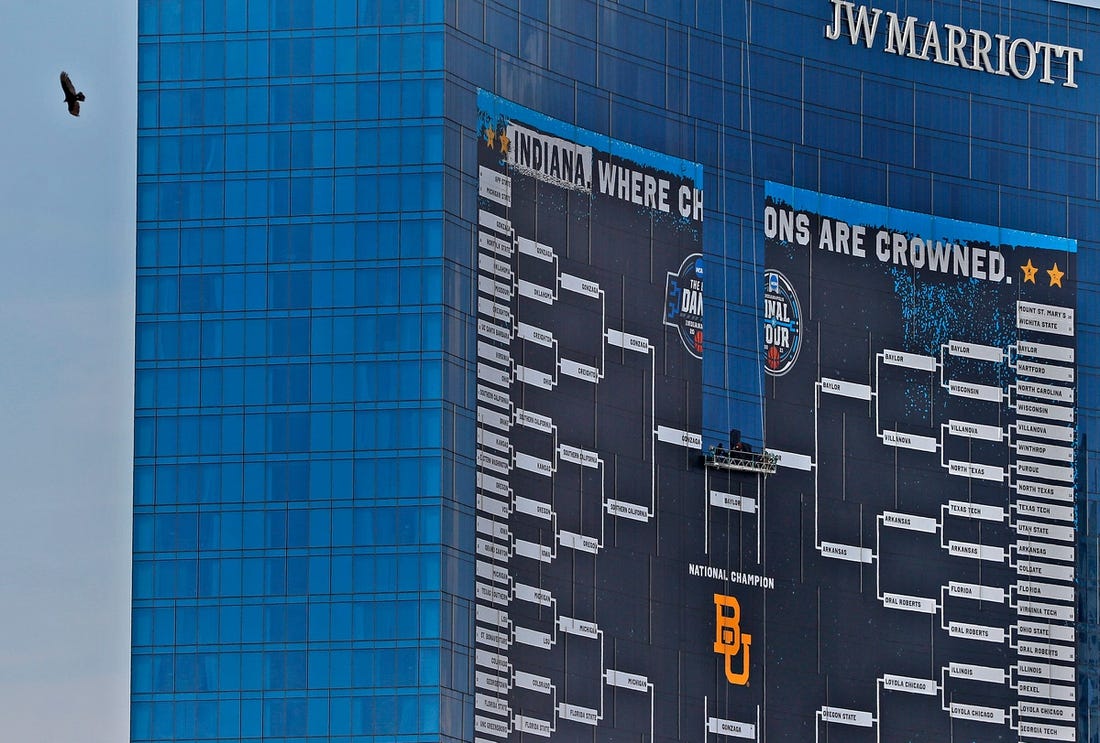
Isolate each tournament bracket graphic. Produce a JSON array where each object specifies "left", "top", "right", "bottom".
[
  {"left": 761, "top": 182, "right": 1078, "bottom": 742},
  {"left": 473, "top": 91, "right": 765, "bottom": 743}
]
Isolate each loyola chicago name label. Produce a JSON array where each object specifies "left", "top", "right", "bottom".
[{"left": 825, "top": 0, "right": 1083, "bottom": 88}]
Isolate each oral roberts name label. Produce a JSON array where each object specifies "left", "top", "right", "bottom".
[
  {"left": 882, "top": 592, "right": 937, "bottom": 613},
  {"left": 948, "top": 621, "right": 1005, "bottom": 643},
  {"left": 1018, "top": 640, "right": 1075, "bottom": 663}
]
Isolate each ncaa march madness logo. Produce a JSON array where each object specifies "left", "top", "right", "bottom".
[
  {"left": 763, "top": 269, "right": 801, "bottom": 376},
  {"left": 665, "top": 253, "right": 704, "bottom": 358}
]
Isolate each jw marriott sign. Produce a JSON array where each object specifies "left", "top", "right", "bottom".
[{"left": 824, "top": 0, "right": 1084, "bottom": 88}]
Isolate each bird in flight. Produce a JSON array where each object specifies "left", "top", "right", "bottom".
[{"left": 60, "top": 71, "right": 85, "bottom": 116}]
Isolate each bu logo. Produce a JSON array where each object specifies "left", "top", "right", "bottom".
[{"left": 713, "top": 594, "right": 752, "bottom": 685}]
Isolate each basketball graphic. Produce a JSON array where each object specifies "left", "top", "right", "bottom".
[{"left": 763, "top": 269, "right": 801, "bottom": 376}]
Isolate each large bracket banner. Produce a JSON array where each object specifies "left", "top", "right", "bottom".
[{"left": 762, "top": 182, "right": 1078, "bottom": 742}]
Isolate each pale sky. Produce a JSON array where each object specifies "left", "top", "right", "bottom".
[{"left": 0, "top": 1, "right": 135, "bottom": 740}]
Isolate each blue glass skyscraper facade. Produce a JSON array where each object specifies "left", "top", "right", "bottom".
[
  {"left": 134, "top": 1, "right": 1100, "bottom": 740},
  {"left": 133, "top": 2, "right": 468, "bottom": 740}
]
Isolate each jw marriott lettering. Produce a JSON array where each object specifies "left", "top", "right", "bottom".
[{"left": 825, "top": 0, "right": 1083, "bottom": 88}]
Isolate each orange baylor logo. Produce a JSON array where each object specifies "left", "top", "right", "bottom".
[{"left": 713, "top": 593, "right": 752, "bottom": 685}]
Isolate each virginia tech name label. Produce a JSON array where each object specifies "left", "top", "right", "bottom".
[{"left": 825, "top": 0, "right": 1084, "bottom": 88}]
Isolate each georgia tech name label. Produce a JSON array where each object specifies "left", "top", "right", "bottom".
[{"left": 825, "top": 0, "right": 1083, "bottom": 88}]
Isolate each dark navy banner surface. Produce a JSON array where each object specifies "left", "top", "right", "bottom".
[
  {"left": 761, "top": 182, "right": 1078, "bottom": 741},
  {"left": 472, "top": 91, "right": 768, "bottom": 743}
]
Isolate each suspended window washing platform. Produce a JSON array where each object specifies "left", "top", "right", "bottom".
[{"left": 704, "top": 447, "right": 778, "bottom": 475}]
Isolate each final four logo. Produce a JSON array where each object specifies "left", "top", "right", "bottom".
[
  {"left": 763, "top": 269, "right": 801, "bottom": 376},
  {"left": 665, "top": 253, "right": 704, "bottom": 358}
]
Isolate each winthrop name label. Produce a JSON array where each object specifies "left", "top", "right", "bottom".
[{"left": 824, "top": 0, "right": 1083, "bottom": 88}]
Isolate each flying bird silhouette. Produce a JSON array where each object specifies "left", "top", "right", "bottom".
[{"left": 60, "top": 71, "right": 85, "bottom": 116}]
